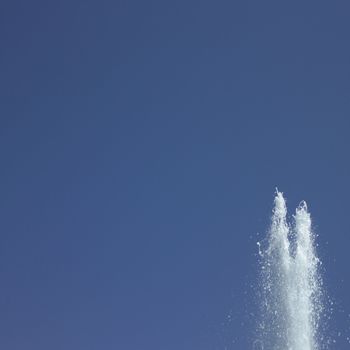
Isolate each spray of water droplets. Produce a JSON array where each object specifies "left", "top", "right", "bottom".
[{"left": 256, "top": 191, "right": 324, "bottom": 350}]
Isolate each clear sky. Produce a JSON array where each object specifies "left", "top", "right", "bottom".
[{"left": 1, "top": 1, "right": 350, "bottom": 349}]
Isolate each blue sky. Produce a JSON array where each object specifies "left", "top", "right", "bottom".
[{"left": 1, "top": 1, "right": 350, "bottom": 349}]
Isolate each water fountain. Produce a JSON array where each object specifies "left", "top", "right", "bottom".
[{"left": 257, "top": 191, "right": 323, "bottom": 350}]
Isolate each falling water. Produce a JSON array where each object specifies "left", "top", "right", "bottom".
[{"left": 257, "top": 191, "right": 323, "bottom": 350}]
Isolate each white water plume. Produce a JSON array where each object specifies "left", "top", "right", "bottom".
[{"left": 257, "top": 191, "right": 323, "bottom": 350}]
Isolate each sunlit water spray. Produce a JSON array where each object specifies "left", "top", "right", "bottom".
[{"left": 257, "top": 191, "right": 323, "bottom": 350}]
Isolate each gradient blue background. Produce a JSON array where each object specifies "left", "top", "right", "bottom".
[{"left": 1, "top": 1, "right": 350, "bottom": 349}]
